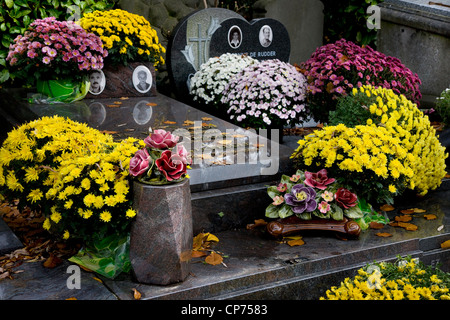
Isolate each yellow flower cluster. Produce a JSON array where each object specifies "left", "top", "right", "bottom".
[
  {"left": 0, "top": 116, "right": 141, "bottom": 242},
  {"left": 79, "top": 9, "right": 166, "bottom": 67},
  {"left": 354, "top": 85, "right": 448, "bottom": 195},
  {"left": 322, "top": 258, "right": 450, "bottom": 300},
  {"left": 291, "top": 123, "right": 413, "bottom": 203}
]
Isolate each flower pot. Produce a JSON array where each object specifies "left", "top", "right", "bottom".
[
  {"left": 129, "top": 179, "right": 192, "bottom": 285},
  {"left": 36, "top": 78, "right": 89, "bottom": 103}
]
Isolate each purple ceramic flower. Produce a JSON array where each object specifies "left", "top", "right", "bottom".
[{"left": 284, "top": 184, "right": 317, "bottom": 214}]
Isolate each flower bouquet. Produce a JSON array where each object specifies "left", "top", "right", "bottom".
[
  {"left": 129, "top": 129, "right": 191, "bottom": 185},
  {"left": 79, "top": 9, "right": 165, "bottom": 68},
  {"left": 329, "top": 85, "right": 448, "bottom": 196},
  {"left": 301, "top": 39, "right": 422, "bottom": 123},
  {"left": 6, "top": 17, "right": 107, "bottom": 102},
  {"left": 266, "top": 169, "right": 364, "bottom": 222},
  {"left": 190, "top": 53, "right": 258, "bottom": 108},
  {"left": 221, "top": 59, "right": 308, "bottom": 129}
]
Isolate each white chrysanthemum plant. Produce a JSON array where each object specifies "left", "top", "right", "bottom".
[{"left": 189, "top": 53, "right": 258, "bottom": 107}]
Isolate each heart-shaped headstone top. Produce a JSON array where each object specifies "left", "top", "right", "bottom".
[{"left": 209, "top": 18, "right": 290, "bottom": 62}]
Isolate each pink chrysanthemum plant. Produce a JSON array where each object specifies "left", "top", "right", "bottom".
[
  {"left": 129, "top": 129, "right": 192, "bottom": 185},
  {"left": 300, "top": 39, "right": 422, "bottom": 123},
  {"left": 6, "top": 17, "right": 107, "bottom": 85}
]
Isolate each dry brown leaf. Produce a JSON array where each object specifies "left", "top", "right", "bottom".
[
  {"left": 201, "top": 117, "right": 213, "bottom": 121},
  {"left": 369, "top": 222, "right": 385, "bottom": 229},
  {"left": 163, "top": 120, "right": 177, "bottom": 124},
  {"left": 112, "top": 101, "right": 122, "bottom": 105},
  {"left": 376, "top": 232, "right": 393, "bottom": 237},
  {"left": 400, "top": 209, "right": 415, "bottom": 214},
  {"left": 43, "top": 254, "right": 63, "bottom": 268},
  {"left": 205, "top": 252, "right": 223, "bottom": 266},
  {"left": 424, "top": 214, "right": 437, "bottom": 220},
  {"left": 146, "top": 102, "right": 157, "bottom": 106},
  {"left": 398, "top": 222, "right": 418, "bottom": 231},
  {"left": 132, "top": 288, "right": 142, "bottom": 300},
  {"left": 441, "top": 240, "right": 450, "bottom": 249},
  {"left": 380, "top": 204, "right": 395, "bottom": 211},
  {"left": 287, "top": 239, "right": 305, "bottom": 246},
  {"left": 66, "top": 297, "right": 77, "bottom": 300},
  {"left": 246, "top": 219, "right": 268, "bottom": 230},
  {"left": 100, "top": 130, "right": 118, "bottom": 135},
  {"left": 413, "top": 208, "right": 426, "bottom": 213},
  {"left": 92, "top": 277, "right": 103, "bottom": 284},
  {"left": 191, "top": 251, "right": 208, "bottom": 258},
  {"left": 106, "top": 104, "right": 120, "bottom": 108},
  {"left": 395, "top": 215, "right": 412, "bottom": 222}
]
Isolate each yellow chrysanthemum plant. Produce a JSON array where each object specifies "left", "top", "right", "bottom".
[
  {"left": 79, "top": 9, "right": 166, "bottom": 68},
  {"left": 321, "top": 256, "right": 450, "bottom": 300},
  {"left": 0, "top": 116, "right": 141, "bottom": 243},
  {"left": 329, "top": 85, "right": 448, "bottom": 197},
  {"left": 291, "top": 123, "right": 414, "bottom": 206}
]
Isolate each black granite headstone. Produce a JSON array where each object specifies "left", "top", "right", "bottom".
[
  {"left": 167, "top": 8, "right": 245, "bottom": 101},
  {"left": 209, "top": 18, "right": 290, "bottom": 63}
]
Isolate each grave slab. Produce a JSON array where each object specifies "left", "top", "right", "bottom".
[
  {"left": 0, "top": 89, "right": 292, "bottom": 234},
  {"left": 0, "top": 218, "right": 23, "bottom": 255}
]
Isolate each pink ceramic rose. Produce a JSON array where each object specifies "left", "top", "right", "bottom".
[
  {"left": 304, "top": 169, "right": 335, "bottom": 190},
  {"left": 129, "top": 148, "right": 150, "bottom": 177},
  {"left": 144, "top": 129, "right": 179, "bottom": 149}
]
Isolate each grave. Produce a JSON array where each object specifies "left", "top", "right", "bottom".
[
  {"left": 167, "top": 8, "right": 290, "bottom": 104},
  {"left": 377, "top": 0, "right": 450, "bottom": 107}
]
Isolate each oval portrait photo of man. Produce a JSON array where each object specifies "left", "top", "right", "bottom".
[
  {"left": 89, "top": 69, "right": 106, "bottom": 95},
  {"left": 133, "top": 65, "right": 153, "bottom": 94}
]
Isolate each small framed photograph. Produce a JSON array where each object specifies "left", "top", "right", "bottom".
[
  {"left": 133, "top": 65, "right": 153, "bottom": 94},
  {"left": 88, "top": 69, "right": 106, "bottom": 95},
  {"left": 228, "top": 25, "right": 242, "bottom": 49},
  {"left": 259, "top": 25, "right": 273, "bottom": 48}
]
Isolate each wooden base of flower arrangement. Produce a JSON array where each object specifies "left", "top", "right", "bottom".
[
  {"left": 85, "top": 62, "right": 157, "bottom": 99},
  {"left": 266, "top": 216, "right": 361, "bottom": 239}
]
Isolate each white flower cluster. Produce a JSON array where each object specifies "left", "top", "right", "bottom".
[
  {"left": 189, "top": 53, "right": 258, "bottom": 105},
  {"left": 221, "top": 59, "right": 308, "bottom": 128}
]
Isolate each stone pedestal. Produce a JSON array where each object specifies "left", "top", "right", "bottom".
[
  {"left": 129, "top": 179, "right": 192, "bottom": 285},
  {"left": 377, "top": 0, "right": 450, "bottom": 106}
]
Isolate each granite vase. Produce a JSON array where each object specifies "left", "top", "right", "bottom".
[{"left": 129, "top": 179, "right": 193, "bottom": 285}]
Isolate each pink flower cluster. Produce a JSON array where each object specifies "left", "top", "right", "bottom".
[
  {"left": 7, "top": 17, "right": 107, "bottom": 81},
  {"left": 302, "top": 39, "right": 422, "bottom": 104},
  {"left": 221, "top": 59, "right": 308, "bottom": 128}
]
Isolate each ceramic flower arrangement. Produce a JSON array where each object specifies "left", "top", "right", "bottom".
[
  {"left": 79, "top": 9, "right": 166, "bottom": 68},
  {"left": 221, "top": 59, "right": 309, "bottom": 129},
  {"left": 266, "top": 169, "right": 364, "bottom": 221},
  {"left": 129, "top": 129, "right": 191, "bottom": 185},
  {"left": 0, "top": 116, "right": 140, "bottom": 242},
  {"left": 329, "top": 85, "right": 448, "bottom": 196},
  {"left": 6, "top": 17, "right": 107, "bottom": 85},
  {"left": 301, "top": 39, "right": 422, "bottom": 123},
  {"left": 190, "top": 53, "right": 258, "bottom": 107}
]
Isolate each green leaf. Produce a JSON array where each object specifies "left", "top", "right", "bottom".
[
  {"left": 267, "top": 185, "right": 280, "bottom": 199},
  {"left": 344, "top": 205, "right": 364, "bottom": 219},
  {"left": 330, "top": 204, "right": 344, "bottom": 220},
  {"left": 265, "top": 204, "right": 280, "bottom": 219},
  {"left": 5, "top": 0, "right": 14, "bottom": 9},
  {"left": 0, "top": 69, "right": 10, "bottom": 83},
  {"left": 278, "top": 204, "right": 293, "bottom": 219}
]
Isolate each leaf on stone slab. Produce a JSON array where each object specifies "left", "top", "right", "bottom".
[
  {"left": 413, "top": 208, "right": 426, "bottom": 213},
  {"left": 163, "top": 120, "right": 176, "bottom": 124},
  {"left": 380, "top": 204, "right": 395, "bottom": 212},
  {"left": 43, "top": 254, "right": 63, "bottom": 268},
  {"left": 287, "top": 239, "right": 305, "bottom": 247},
  {"left": 376, "top": 232, "right": 393, "bottom": 237},
  {"left": 132, "top": 288, "right": 142, "bottom": 300},
  {"left": 400, "top": 209, "right": 415, "bottom": 214},
  {"left": 146, "top": 102, "right": 157, "bottom": 106},
  {"left": 441, "top": 240, "right": 450, "bottom": 249},
  {"left": 205, "top": 251, "right": 223, "bottom": 266},
  {"left": 201, "top": 117, "right": 213, "bottom": 121},
  {"left": 424, "top": 214, "right": 437, "bottom": 220},
  {"left": 246, "top": 219, "right": 268, "bottom": 230},
  {"left": 395, "top": 215, "right": 412, "bottom": 222},
  {"left": 398, "top": 222, "right": 418, "bottom": 231},
  {"left": 191, "top": 250, "right": 207, "bottom": 258}
]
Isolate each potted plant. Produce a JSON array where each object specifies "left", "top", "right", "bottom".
[
  {"left": 220, "top": 59, "right": 309, "bottom": 133},
  {"left": 300, "top": 39, "right": 422, "bottom": 123},
  {"left": 79, "top": 9, "right": 166, "bottom": 97},
  {"left": 6, "top": 17, "right": 107, "bottom": 103},
  {"left": 127, "top": 129, "right": 193, "bottom": 285}
]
